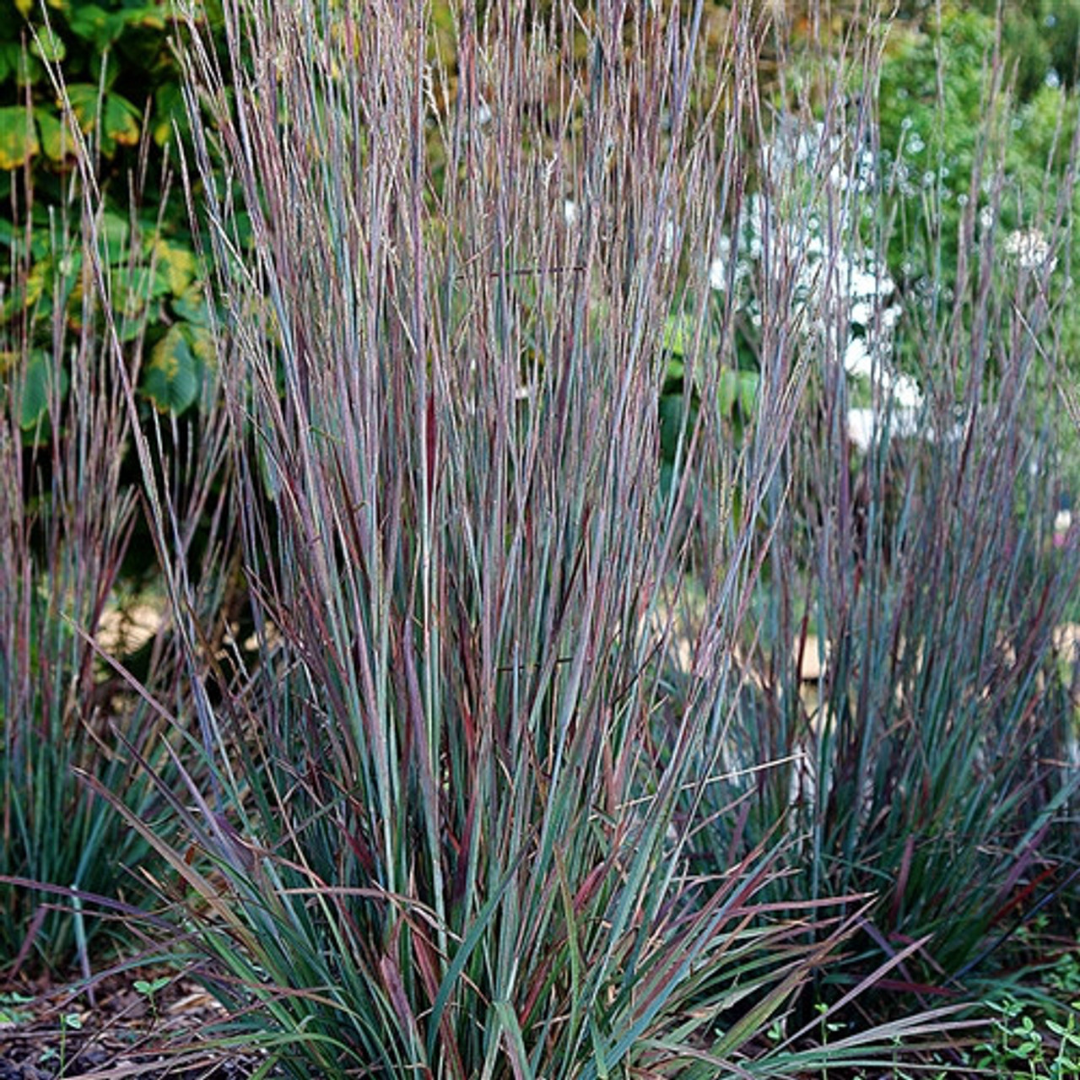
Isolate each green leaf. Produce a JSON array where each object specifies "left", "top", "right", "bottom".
[
  {"left": 64, "top": 84, "right": 102, "bottom": 135},
  {"left": 492, "top": 1002, "right": 534, "bottom": 1080},
  {"left": 98, "top": 211, "right": 131, "bottom": 264},
  {"left": 663, "top": 314, "right": 694, "bottom": 359},
  {"left": 67, "top": 5, "right": 123, "bottom": 48},
  {"left": 23, "top": 259, "right": 51, "bottom": 311},
  {"left": 63, "top": 85, "right": 141, "bottom": 156},
  {"left": 103, "top": 93, "right": 140, "bottom": 147},
  {"left": 120, "top": 4, "right": 168, "bottom": 31},
  {"left": 737, "top": 370, "right": 759, "bottom": 416},
  {"left": 426, "top": 861, "right": 522, "bottom": 1062},
  {"left": 0, "top": 107, "right": 39, "bottom": 170},
  {"left": 0, "top": 991, "right": 32, "bottom": 1026},
  {"left": 30, "top": 26, "right": 66, "bottom": 64},
  {"left": 19, "top": 350, "right": 68, "bottom": 431},
  {"left": 172, "top": 283, "right": 211, "bottom": 325},
  {"left": 718, "top": 369, "right": 738, "bottom": 416},
  {"left": 153, "top": 81, "right": 187, "bottom": 147},
  {"left": 143, "top": 323, "right": 203, "bottom": 414},
  {"left": 659, "top": 392, "right": 691, "bottom": 464},
  {"left": 0, "top": 43, "right": 22, "bottom": 82},
  {"left": 152, "top": 238, "right": 198, "bottom": 297},
  {"left": 13, "top": 48, "right": 41, "bottom": 88},
  {"left": 717, "top": 369, "right": 759, "bottom": 417},
  {"left": 34, "top": 108, "right": 76, "bottom": 163},
  {"left": 665, "top": 355, "right": 685, "bottom": 383}
]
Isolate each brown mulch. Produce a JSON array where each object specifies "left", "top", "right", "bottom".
[{"left": 0, "top": 972, "right": 278, "bottom": 1080}]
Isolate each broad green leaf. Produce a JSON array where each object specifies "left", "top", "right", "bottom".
[
  {"left": 121, "top": 5, "right": 168, "bottom": 31},
  {"left": 143, "top": 324, "right": 203, "bottom": 414},
  {"left": 35, "top": 108, "right": 77, "bottom": 163},
  {"left": 103, "top": 93, "right": 140, "bottom": 148},
  {"left": 152, "top": 238, "right": 198, "bottom": 297},
  {"left": 172, "top": 283, "right": 211, "bottom": 326},
  {"left": 659, "top": 392, "right": 688, "bottom": 463},
  {"left": 662, "top": 314, "right": 695, "bottom": 382},
  {"left": 186, "top": 324, "right": 214, "bottom": 366},
  {"left": 717, "top": 369, "right": 759, "bottom": 417},
  {"left": 0, "top": 252, "right": 54, "bottom": 319},
  {"left": 23, "top": 259, "right": 51, "bottom": 311},
  {"left": 29, "top": 214, "right": 55, "bottom": 260},
  {"left": 0, "top": 108, "right": 39, "bottom": 170},
  {"left": 97, "top": 211, "right": 131, "bottom": 264},
  {"left": 663, "top": 314, "right": 693, "bottom": 356},
  {"left": 153, "top": 82, "right": 186, "bottom": 147},
  {"left": 738, "top": 370, "right": 759, "bottom": 415},
  {"left": 718, "top": 369, "right": 738, "bottom": 416},
  {"left": 19, "top": 350, "right": 68, "bottom": 431},
  {"left": 12, "top": 48, "right": 41, "bottom": 88},
  {"left": 64, "top": 84, "right": 102, "bottom": 135},
  {"left": 31, "top": 26, "right": 66, "bottom": 63},
  {"left": 0, "top": 43, "right": 22, "bottom": 82},
  {"left": 67, "top": 4, "right": 123, "bottom": 48},
  {"left": 63, "top": 85, "right": 140, "bottom": 156}
]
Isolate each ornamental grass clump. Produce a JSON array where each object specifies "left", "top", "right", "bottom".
[
  {"left": 28, "top": 0, "right": 1080, "bottom": 1072},
  {"left": 62, "top": 0, "right": 983, "bottom": 1075}
]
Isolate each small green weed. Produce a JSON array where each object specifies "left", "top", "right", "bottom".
[
  {"left": 38, "top": 1011, "right": 83, "bottom": 1076},
  {"left": 133, "top": 975, "right": 171, "bottom": 1027},
  {"left": 977, "top": 996, "right": 1080, "bottom": 1079},
  {"left": 0, "top": 992, "right": 33, "bottom": 1025}
]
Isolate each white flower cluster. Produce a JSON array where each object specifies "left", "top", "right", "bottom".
[
  {"left": 1003, "top": 227, "right": 1057, "bottom": 272},
  {"left": 763, "top": 116, "right": 878, "bottom": 194},
  {"left": 707, "top": 171, "right": 923, "bottom": 454},
  {"left": 561, "top": 116, "right": 934, "bottom": 453}
]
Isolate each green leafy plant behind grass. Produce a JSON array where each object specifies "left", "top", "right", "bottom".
[
  {"left": 2, "top": 1, "right": 225, "bottom": 418},
  {"left": 0, "top": 61, "right": 240, "bottom": 973}
]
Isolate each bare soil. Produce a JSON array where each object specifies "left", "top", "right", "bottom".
[{"left": 0, "top": 972, "right": 275, "bottom": 1080}]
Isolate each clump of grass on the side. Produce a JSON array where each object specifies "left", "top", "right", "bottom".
[
  {"left": 0, "top": 146, "right": 158, "bottom": 978},
  {"left": 693, "top": 5, "right": 1080, "bottom": 1021},
  {"left": 0, "top": 44, "right": 242, "bottom": 978}
]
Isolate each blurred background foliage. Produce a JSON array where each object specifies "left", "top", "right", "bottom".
[
  {"left": 4, "top": 0, "right": 1079, "bottom": 424},
  {"left": 0, "top": 0, "right": 222, "bottom": 421}
]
